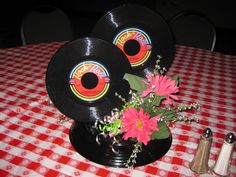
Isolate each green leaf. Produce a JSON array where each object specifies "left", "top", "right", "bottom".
[
  {"left": 151, "top": 121, "right": 170, "bottom": 140},
  {"left": 171, "top": 75, "right": 180, "bottom": 86},
  {"left": 161, "top": 109, "right": 178, "bottom": 121},
  {"left": 153, "top": 108, "right": 166, "bottom": 115},
  {"left": 150, "top": 95, "right": 165, "bottom": 107},
  {"left": 123, "top": 73, "right": 147, "bottom": 93}
]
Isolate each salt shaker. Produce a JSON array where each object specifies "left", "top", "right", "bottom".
[
  {"left": 211, "top": 132, "right": 235, "bottom": 177},
  {"left": 189, "top": 127, "right": 213, "bottom": 174}
]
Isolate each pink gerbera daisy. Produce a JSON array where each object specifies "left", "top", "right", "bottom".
[
  {"left": 141, "top": 74, "right": 179, "bottom": 105},
  {"left": 120, "top": 108, "right": 159, "bottom": 145}
]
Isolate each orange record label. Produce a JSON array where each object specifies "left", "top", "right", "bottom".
[
  {"left": 69, "top": 61, "right": 110, "bottom": 102},
  {"left": 113, "top": 28, "right": 152, "bottom": 67}
]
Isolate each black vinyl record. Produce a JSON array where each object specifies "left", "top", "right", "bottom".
[
  {"left": 46, "top": 37, "right": 131, "bottom": 122},
  {"left": 91, "top": 4, "right": 174, "bottom": 77},
  {"left": 69, "top": 122, "right": 172, "bottom": 168}
]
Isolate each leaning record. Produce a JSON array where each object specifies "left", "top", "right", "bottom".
[
  {"left": 91, "top": 4, "right": 174, "bottom": 76},
  {"left": 46, "top": 37, "right": 131, "bottom": 122}
]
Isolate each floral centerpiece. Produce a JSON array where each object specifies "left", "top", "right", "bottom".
[{"left": 95, "top": 59, "right": 200, "bottom": 167}]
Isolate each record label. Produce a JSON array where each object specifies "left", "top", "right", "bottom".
[
  {"left": 113, "top": 28, "right": 152, "bottom": 67},
  {"left": 69, "top": 61, "right": 110, "bottom": 102}
]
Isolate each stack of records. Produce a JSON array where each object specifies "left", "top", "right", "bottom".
[{"left": 46, "top": 4, "right": 174, "bottom": 167}]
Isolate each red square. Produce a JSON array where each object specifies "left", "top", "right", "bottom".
[
  {"left": 145, "top": 166, "right": 158, "bottom": 175},
  {"left": 95, "top": 168, "right": 110, "bottom": 176}
]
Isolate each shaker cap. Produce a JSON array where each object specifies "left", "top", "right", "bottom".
[
  {"left": 225, "top": 132, "right": 235, "bottom": 144},
  {"left": 203, "top": 128, "right": 212, "bottom": 138}
]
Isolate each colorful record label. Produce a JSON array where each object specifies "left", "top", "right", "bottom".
[
  {"left": 69, "top": 61, "right": 110, "bottom": 102},
  {"left": 113, "top": 28, "right": 152, "bottom": 67}
]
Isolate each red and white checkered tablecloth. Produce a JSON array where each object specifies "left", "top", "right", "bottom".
[{"left": 0, "top": 42, "right": 235, "bottom": 177}]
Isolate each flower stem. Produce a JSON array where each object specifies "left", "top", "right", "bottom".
[{"left": 124, "top": 142, "right": 142, "bottom": 168}]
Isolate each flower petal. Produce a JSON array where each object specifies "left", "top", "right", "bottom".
[{"left": 121, "top": 108, "right": 158, "bottom": 145}]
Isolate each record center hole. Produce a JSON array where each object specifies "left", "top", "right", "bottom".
[
  {"left": 81, "top": 72, "right": 98, "bottom": 89},
  {"left": 124, "top": 39, "right": 140, "bottom": 56}
]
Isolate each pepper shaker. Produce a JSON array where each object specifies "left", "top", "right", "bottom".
[{"left": 189, "top": 127, "right": 213, "bottom": 174}]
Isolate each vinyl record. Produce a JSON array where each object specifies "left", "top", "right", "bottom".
[
  {"left": 91, "top": 4, "right": 174, "bottom": 77},
  {"left": 46, "top": 37, "right": 131, "bottom": 122},
  {"left": 69, "top": 122, "right": 172, "bottom": 168}
]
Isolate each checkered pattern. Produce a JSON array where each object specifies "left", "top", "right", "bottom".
[{"left": 0, "top": 42, "right": 235, "bottom": 177}]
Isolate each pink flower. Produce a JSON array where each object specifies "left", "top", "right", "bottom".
[
  {"left": 120, "top": 108, "right": 158, "bottom": 145},
  {"left": 141, "top": 74, "right": 179, "bottom": 105}
]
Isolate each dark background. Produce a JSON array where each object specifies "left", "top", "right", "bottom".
[{"left": 0, "top": 0, "right": 235, "bottom": 55}]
